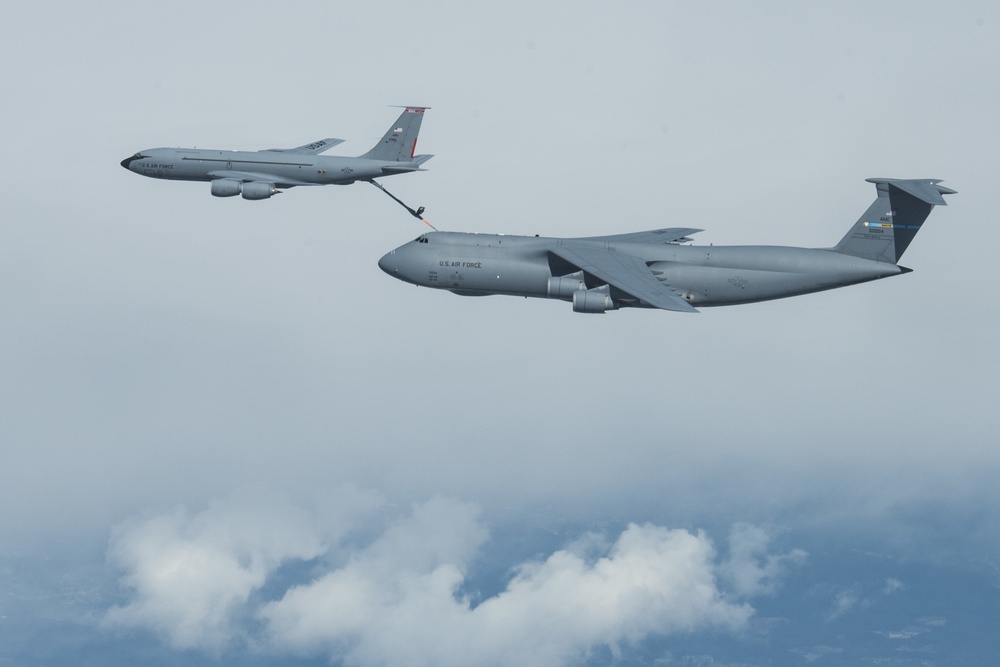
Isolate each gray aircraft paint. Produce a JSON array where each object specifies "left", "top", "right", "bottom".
[
  {"left": 378, "top": 178, "right": 954, "bottom": 313},
  {"left": 120, "top": 107, "right": 431, "bottom": 199}
]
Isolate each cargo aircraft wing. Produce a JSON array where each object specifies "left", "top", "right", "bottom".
[
  {"left": 550, "top": 245, "right": 698, "bottom": 313},
  {"left": 589, "top": 227, "right": 703, "bottom": 245}
]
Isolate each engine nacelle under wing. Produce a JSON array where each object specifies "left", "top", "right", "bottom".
[
  {"left": 572, "top": 286, "right": 615, "bottom": 313},
  {"left": 547, "top": 271, "right": 586, "bottom": 299},
  {"left": 211, "top": 178, "right": 242, "bottom": 197},
  {"left": 241, "top": 181, "right": 279, "bottom": 200}
]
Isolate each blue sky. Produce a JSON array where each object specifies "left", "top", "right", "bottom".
[{"left": 1, "top": 2, "right": 998, "bottom": 665}]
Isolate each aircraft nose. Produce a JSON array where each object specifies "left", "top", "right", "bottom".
[
  {"left": 378, "top": 251, "right": 396, "bottom": 275},
  {"left": 120, "top": 153, "right": 147, "bottom": 169}
]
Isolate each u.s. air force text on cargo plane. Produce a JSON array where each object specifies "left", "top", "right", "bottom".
[
  {"left": 121, "top": 107, "right": 432, "bottom": 200},
  {"left": 378, "top": 178, "right": 954, "bottom": 313},
  {"left": 441, "top": 261, "right": 484, "bottom": 268}
]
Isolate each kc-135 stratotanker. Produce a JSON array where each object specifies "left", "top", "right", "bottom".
[
  {"left": 379, "top": 178, "right": 954, "bottom": 313},
  {"left": 121, "top": 107, "right": 431, "bottom": 200}
]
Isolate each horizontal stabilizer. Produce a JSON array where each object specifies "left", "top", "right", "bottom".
[
  {"left": 380, "top": 154, "right": 434, "bottom": 174},
  {"left": 865, "top": 178, "right": 956, "bottom": 206}
]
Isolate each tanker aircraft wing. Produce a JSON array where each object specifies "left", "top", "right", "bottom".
[
  {"left": 550, "top": 245, "right": 698, "bottom": 312},
  {"left": 204, "top": 170, "right": 317, "bottom": 189},
  {"left": 268, "top": 138, "right": 346, "bottom": 154}
]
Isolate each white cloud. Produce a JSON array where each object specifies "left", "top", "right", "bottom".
[
  {"left": 718, "top": 523, "right": 807, "bottom": 597},
  {"left": 258, "top": 495, "right": 488, "bottom": 661},
  {"left": 261, "top": 518, "right": 752, "bottom": 667},
  {"left": 102, "top": 488, "right": 381, "bottom": 652},
  {"left": 439, "top": 523, "right": 754, "bottom": 667},
  {"left": 104, "top": 491, "right": 804, "bottom": 666},
  {"left": 883, "top": 577, "right": 906, "bottom": 594},
  {"left": 795, "top": 644, "right": 843, "bottom": 663},
  {"left": 826, "top": 587, "right": 864, "bottom": 621},
  {"left": 823, "top": 576, "right": 909, "bottom": 623}
]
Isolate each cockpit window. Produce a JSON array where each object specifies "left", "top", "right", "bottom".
[{"left": 413, "top": 235, "right": 429, "bottom": 244}]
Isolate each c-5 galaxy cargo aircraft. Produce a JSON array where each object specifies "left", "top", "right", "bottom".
[
  {"left": 378, "top": 178, "right": 954, "bottom": 313},
  {"left": 120, "top": 107, "right": 431, "bottom": 200}
]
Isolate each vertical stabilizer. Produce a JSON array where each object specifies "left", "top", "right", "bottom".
[
  {"left": 359, "top": 107, "right": 429, "bottom": 162},
  {"left": 833, "top": 178, "right": 954, "bottom": 263}
]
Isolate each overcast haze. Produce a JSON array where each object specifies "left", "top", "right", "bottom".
[{"left": 2, "top": 2, "right": 998, "bottom": 665}]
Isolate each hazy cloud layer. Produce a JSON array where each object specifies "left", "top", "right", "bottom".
[{"left": 104, "top": 493, "right": 803, "bottom": 666}]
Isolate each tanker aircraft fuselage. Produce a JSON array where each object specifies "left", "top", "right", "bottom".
[{"left": 121, "top": 107, "right": 431, "bottom": 200}]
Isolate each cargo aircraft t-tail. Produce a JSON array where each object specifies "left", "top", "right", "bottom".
[
  {"left": 120, "top": 107, "right": 431, "bottom": 200},
  {"left": 378, "top": 178, "right": 954, "bottom": 313}
]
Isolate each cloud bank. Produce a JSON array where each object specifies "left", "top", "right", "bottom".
[{"left": 104, "top": 491, "right": 804, "bottom": 666}]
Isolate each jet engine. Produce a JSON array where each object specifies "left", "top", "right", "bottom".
[
  {"left": 572, "top": 286, "right": 615, "bottom": 313},
  {"left": 210, "top": 178, "right": 242, "bottom": 197},
  {"left": 241, "top": 182, "right": 279, "bottom": 200},
  {"left": 546, "top": 271, "right": 586, "bottom": 299}
]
